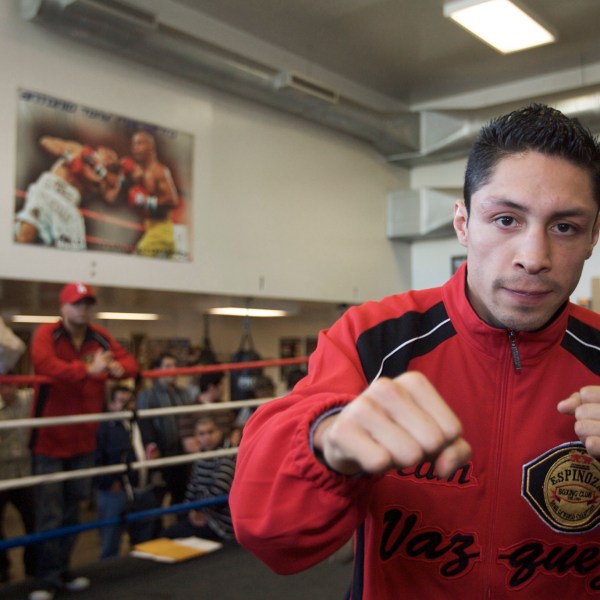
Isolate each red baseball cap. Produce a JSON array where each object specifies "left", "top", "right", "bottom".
[{"left": 59, "top": 282, "right": 96, "bottom": 305}]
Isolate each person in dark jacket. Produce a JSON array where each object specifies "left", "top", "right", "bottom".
[
  {"left": 136, "top": 352, "right": 191, "bottom": 505},
  {"left": 95, "top": 386, "right": 159, "bottom": 559}
]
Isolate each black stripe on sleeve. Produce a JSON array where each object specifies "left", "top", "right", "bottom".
[
  {"left": 357, "top": 301, "right": 456, "bottom": 383},
  {"left": 90, "top": 330, "right": 111, "bottom": 351},
  {"left": 562, "top": 316, "right": 600, "bottom": 376}
]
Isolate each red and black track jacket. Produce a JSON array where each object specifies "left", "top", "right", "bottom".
[
  {"left": 231, "top": 263, "right": 600, "bottom": 598},
  {"left": 30, "top": 321, "right": 138, "bottom": 457}
]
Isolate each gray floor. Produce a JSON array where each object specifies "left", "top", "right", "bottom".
[{"left": 2, "top": 543, "right": 352, "bottom": 600}]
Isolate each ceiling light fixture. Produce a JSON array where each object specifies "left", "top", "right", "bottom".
[
  {"left": 11, "top": 315, "right": 60, "bottom": 324},
  {"left": 96, "top": 312, "right": 160, "bottom": 321},
  {"left": 444, "top": 0, "right": 556, "bottom": 54},
  {"left": 208, "top": 307, "right": 289, "bottom": 318},
  {"left": 11, "top": 312, "right": 160, "bottom": 323}
]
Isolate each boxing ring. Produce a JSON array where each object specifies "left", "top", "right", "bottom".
[
  {"left": 0, "top": 357, "right": 355, "bottom": 599},
  {"left": 0, "top": 358, "right": 307, "bottom": 524}
]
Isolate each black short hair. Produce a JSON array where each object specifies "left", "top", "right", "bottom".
[
  {"left": 110, "top": 385, "right": 133, "bottom": 402},
  {"left": 198, "top": 371, "right": 224, "bottom": 393},
  {"left": 464, "top": 103, "right": 600, "bottom": 213},
  {"left": 194, "top": 415, "right": 218, "bottom": 429},
  {"left": 151, "top": 352, "right": 177, "bottom": 370}
]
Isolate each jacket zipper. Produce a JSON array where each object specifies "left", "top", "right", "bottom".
[
  {"left": 485, "top": 332, "right": 519, "bottom": 595},
  {"left": 508, "top": 330, "right": 522, "bottom": 372}
]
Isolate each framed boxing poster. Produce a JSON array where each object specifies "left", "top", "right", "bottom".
[{"left": 14, "top": 88, "right": 194, "bottom": 261}]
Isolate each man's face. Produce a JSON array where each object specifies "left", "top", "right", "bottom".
[
  {"left": 157, "top": 356, "right": 177, "bottom": 386},
  {"left": 60, "top": 298, "right": 95, "bottom": 328},
  {"left": 131, "top": 133, "right": 153, "bottom": 162},
  {"left": 454, "top": 151, "right": 599, "bottom": 332},
  {"left": 206, "top": 381, "right": 224, "bottom": 403},
  {"left": 109, "top": 390, "right": 133, "bottom": 412},
  {"left": 0, "top": 382, "right": 17, "bottom": 406},
  {"left": 195, "top": 420, "right": 224, "bottom": 451}
]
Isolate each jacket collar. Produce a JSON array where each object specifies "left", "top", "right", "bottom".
[
  {"left": 442, "top": 262, "right": 569, "bottom": 364},
  {"left": 53, "top": 321, "right": 95, "bottom": 344}
]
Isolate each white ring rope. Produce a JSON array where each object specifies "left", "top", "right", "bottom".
[
  {"left": 0, "top": 397, "right": 271, "bottom": 492},
  {"left": 0, "top": 447, "right": 239, "bottom": 492},
  {"left": 0, "top": 397, "right": 269, "bottom": 430}
]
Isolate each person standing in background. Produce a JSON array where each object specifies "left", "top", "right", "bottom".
[
  {"left": 0, "top": 377, "right": 35, "bottom": 584},
  {"left": 95, "top": 385, "right": 159, "bottom": 559},
  {"left": 28, "top": 282, "right": 138, "bottom": 600},
  {"left": 136, "top": 352, "right": 191, "bottom": 506}
]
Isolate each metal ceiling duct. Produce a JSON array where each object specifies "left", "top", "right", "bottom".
[
  {"left": 387, "top": 188, "right": 458, "bottom": 241},
  {"left": 19, "top": 0, "right": 600, "bottom": 166},
  {"left": 20, "top": 0, "right": 420, "bottom": 157},
  {"left": 391, "top": 89, "right": 600, "bottom": 166}
]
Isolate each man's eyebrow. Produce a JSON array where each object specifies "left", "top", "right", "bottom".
[
  {"left": 481, "top": 198, "right": 525, "bottom": 211},
  {"left": 481, "top": 197, "right": 596, "bottom": 219}
]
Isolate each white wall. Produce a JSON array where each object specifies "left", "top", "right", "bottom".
[
  {"left": 411, "top": 236, "right": 465, "bottom": 291},
  {"left": 0, "top": 2, "right": 410, "bottom": 306},
  {"left": 573, "top": 253, "right": 600, "bottom": 304}
]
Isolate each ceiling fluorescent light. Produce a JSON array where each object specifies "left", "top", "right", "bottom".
[
  {"left": 11, "top": 315, "right": 59, "bottom": 324},
  {"left": 12, "top": 312, "right": 160, "bottom": 322},
  {"left": 208, "top": 307, "right": 288, "bottom": 318},
  {"left": 444, "top": 0, "right": 556, "bottom": 54},
  {"left": 96, "top": 312, "right": 160, "bottom": 321}
]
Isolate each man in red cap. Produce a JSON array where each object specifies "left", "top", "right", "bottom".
[{"left": 28, "top": 282, "right": 138, "bottom": 600}]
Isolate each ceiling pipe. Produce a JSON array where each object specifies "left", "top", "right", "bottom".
[
  {"left": 20, "top": 0, "right": 420, "bottom": 157},
  {"left": 20, "top": 0, "right": 600, "bottom": 166}
]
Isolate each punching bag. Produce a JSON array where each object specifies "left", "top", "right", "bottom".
[
  {"left": 198, "top": 314, "right": 218, "bottom": 365},
  {"left": 230, "top": 316, "right": 263, "bottom": 400}
]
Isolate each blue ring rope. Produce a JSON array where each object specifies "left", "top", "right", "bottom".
[{"left": 0, "top": 495, "right": 229, "bottom": 551}]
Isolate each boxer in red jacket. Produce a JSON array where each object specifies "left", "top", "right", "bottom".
[{"left": 231, "top": 104, "right": 600, "bottom": 599}]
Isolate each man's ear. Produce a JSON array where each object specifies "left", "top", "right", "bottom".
[
  {"left": 588, "top": 214, "right": 600, "bottom": 259},
  {"left": 453, "top": 200, "right": 469, "bottom": 248}
]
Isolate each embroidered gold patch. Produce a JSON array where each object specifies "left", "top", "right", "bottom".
[{"left": 523, "top": 443, "right": 600, "bottom": 533}]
